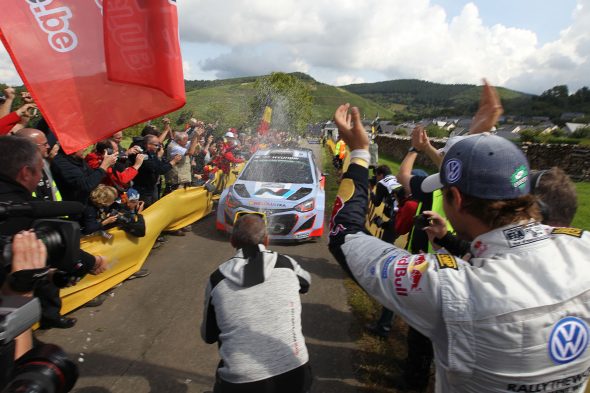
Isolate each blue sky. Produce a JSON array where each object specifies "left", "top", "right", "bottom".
[
  {"left": 433, "top": 0, "right": 577, "bottom": 44},
  {"left": 1, "top": 0, "right": 588, "bottom": 95}
]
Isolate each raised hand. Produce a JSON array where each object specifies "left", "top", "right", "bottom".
[
  {"left": 333, "top": 104, "right": 369, "bottom": 151},
  {"left": 411, "top": 125, "right": 430, "bottom": 151},
  {"left": 469, "top": 79, "right": 503, "bottom": 134}
]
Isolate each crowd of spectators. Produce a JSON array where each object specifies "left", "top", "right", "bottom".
[
  {"left": 0, "top": 85, "right": 270, "bottom": 329},
  {"left": 328, "top": 83, "right": 588, "bottom": 393}
]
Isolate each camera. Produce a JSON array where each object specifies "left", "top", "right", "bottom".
[
  {"left": 1, "top": 219, "right": 80, "bottom": 273},
  {"left": 0, "top": 296, "right": 78, "bottom": 392},
  {"left": 0, "top": 201, "right": 84, "bottom": 289},
  {"left": 115, "top": 212, "right": 133, "bottom": 226},
  {"left": 413, "top": 213, "right": 431, "bottom": 232}
]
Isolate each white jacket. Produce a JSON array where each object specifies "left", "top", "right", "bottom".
[{"left": 337, "top": 221, "right": 590, "bottom": 392}]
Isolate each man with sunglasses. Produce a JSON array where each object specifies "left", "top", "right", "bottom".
[{"left": 133, "top": 134, "right": 182, "bottom": 207}]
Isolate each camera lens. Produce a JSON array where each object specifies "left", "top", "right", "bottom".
[
  {"left": 32, "top": 225, "right": 65, "bottom": 262},
  {"left": 5, "top": 343, "right": 78, "bottom": 393}
]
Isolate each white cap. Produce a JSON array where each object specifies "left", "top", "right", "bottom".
[{"left": 225, "top": 131, "right": 235, "bottom": 138}]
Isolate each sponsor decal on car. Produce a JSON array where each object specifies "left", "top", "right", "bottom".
[
  {"left": 503, "top": 223, "right": 549, "bottom": 248},
  {"left": 248, "top": 201, "right": 287, "bottom": 208},
  {"left": 551, "top": 227, "right": 584, "bottom": 238},
  {"left": 435, "top": 254, "right": 458, "bottom": 270}
]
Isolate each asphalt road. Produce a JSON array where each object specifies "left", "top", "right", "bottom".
[{"left": 37, "top": 142, "right": 364, "bottom": 393}]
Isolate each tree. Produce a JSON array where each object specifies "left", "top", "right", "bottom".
[
  {"left": 539, "top": 85, "right": 569, "bottom": 106},
  {"left": 425, "top": 124, "right": 449, "bottom": 138},
  {"left": 250, "top": 72, "right": 313, "bottom": 134}
]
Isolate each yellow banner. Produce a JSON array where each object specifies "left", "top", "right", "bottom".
[{"left": 59, "top": 166, "right": 242, "bottom": 315}]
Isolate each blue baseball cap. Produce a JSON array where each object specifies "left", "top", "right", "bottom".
[
  {"left": 126, "top": 188, "right": 140, "bottom": 201},
  {"left": 421, "top": 134, "right": 530, "bottom": 200}
]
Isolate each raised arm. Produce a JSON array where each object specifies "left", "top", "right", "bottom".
[{"left": 469, "top": 79, "right": 503, "bottom": 134}]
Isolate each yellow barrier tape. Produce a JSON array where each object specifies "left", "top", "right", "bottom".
[{"left": 59, "top": 164, "right": 243, "bottom": 315}]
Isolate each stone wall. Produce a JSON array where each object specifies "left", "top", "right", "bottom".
[{"left": 374, "top": 135, "right": 590, "bottom": 181}]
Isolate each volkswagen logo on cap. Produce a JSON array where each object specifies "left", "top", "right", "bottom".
[
  {"left": 445, "top": 159, "right": 462, "bottom": 184},
  {"left": 548, "top": 316, "right": 589, "bottom": 365}
]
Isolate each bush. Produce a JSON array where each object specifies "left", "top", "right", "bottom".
[
  {"left": 572, "top": 127, "right": 590, "bottom": 139},
  {"left": 425, "top": 124, "right": 449, "bottom": 138}
]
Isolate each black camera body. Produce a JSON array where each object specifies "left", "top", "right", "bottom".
[
  {"left": 0, "top": 200, "right": 82, "bottom": 392},
  {"left": 0, "top": 296, "right": 78, "bottom": 392},
  {"left": 1, "top": 219, "right": 80, "bottom": 273},
  {"left": 413, "top": 213, "right": 431, "bottom": 232}
]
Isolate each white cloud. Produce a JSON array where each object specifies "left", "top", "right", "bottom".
[
  {"left": 0, "top": 46, "right": 22, "bottom": 85},
  {"left": 182, "top": 60, "right": 192, "bottom": 79},
  {"left": 179, "top": 0, "right": 588, "bottom": 94},
  {"left": 0, "top": 1, "right": 587, "bottom": 95},
  {"left": 335, "top": 75, "right": 366, "bottom": 86}
]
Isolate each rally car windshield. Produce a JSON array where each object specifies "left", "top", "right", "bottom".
[{"left": 240, "top": 157, "right": 314, "bottom": 184}]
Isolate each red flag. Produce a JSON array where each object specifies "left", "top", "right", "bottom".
[
  {"left": 257, "top": 106, "right": 272, "bottom": 135},
  {"left": 0, "top": 0, "right": 185, "bottom": 153}
]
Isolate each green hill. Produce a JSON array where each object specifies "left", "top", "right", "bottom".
[
  {"left": 341, "top": 79, "right": 531, "bottom": 118},
  {"left": 169, "top": 73, "right": 394, "bottom": 128}
]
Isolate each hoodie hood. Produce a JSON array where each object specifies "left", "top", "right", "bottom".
[{"left": 219, "top": 244, "right": 279, "bottom": 288}]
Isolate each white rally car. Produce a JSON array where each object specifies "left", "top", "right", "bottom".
[{"left": 216, "top": 148, "right": 325, "bottom": 241}]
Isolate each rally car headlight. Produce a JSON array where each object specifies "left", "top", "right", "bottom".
[
  {"left": 226, "top": 192, "right": 241, "bottom": 209},
  {"left": 295, "top": 199, "right": 314, "bottom": 212}
]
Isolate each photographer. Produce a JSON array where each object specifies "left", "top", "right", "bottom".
[
  {"left": 51, "top": 145, "right": 117, "bottom": 206},
  {"left": 1, "top": 231, "right": 46, "bottom": 360},
  {"left": 133, "top": 134, "right": 181, "bottom": 207},
  {"left": 0, "top": 136, "right": 108, "bottom": 329},
  {"left": 86, "top": 139, "right": 145, "bottom": 192},
  {"left": 164, "top": 130, "right": 200, "bottom": 195}
]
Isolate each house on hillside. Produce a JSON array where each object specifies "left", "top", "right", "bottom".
[
  {"left": 537, "top": 122, "right": 559, "bottom": 134},
  {"left": 376, "top": 120, "right": 396, "bottom": 134},
  {"left": 565, "top": 122, "right": 590, "bottom": 134},
  {"left": 561, "top": 112, "right": 586, "bottom": 122},
  {"left": 495, "top": 125, "right": 524, "bottom": 134},
  {"left": 494, "top": 130, "right": 520, "bottom": 141},
  {"left": 322, "top": 121, "right": 339, "bottom": 141},
  {"left": 449, "top": 118, "right": 472, "bottom": 137}
]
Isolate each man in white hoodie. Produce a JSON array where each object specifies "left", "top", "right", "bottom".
[{"left": 201, "top": 214, "right": 312, "bottom": 393}]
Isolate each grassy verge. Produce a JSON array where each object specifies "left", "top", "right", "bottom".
[{"left": 322, "top": 148, "right": 431, "bottom": 392}]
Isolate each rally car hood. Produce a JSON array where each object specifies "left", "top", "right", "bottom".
[{"left": 231, "top": 180, "right": 315, "bottom": 209}]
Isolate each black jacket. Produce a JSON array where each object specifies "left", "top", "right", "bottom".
[
  {"left": 50, "top": 152, "right": 106, "bottom": 204},
  {"left": 0, "top": 173, "right": 36, "bottom": 237},
  {"left": 0, "top": 173, "right": 95, "bottom": 276},
  {"left": 132, "top": 151, "right": 173, "bottom": 192}
]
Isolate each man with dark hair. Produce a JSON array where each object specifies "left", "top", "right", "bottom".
[
  {"left": 201, "top": 214, "right": 312, "bottom": 393},
  {"left": 530, "top": 167, "right": 578, "bottom": 227},
  {"left": 133, "top": 134, "right": 181, "bottom": 206},
  {"left": 51, "top": 145, "right": 117, "bottom": 206},
  {"left": 329, "top": 104, "right": 590, "bottom": 393},
  {"left": 0, "top": 136, "right": 108, "bottom": 329}
]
